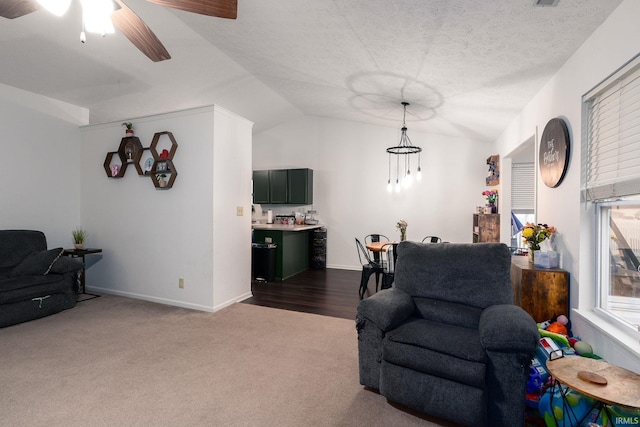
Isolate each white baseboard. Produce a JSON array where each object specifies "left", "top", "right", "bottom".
[
  {"left": 86, "top": 286, "right": 252, "bottom": 313},
  {"left": 326, "top": 264, "right": 359, "bottom": 271}
]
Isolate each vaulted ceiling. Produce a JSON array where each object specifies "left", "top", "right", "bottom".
[{"left": 0, "top": 0, "right": 623, "bottom": 138}]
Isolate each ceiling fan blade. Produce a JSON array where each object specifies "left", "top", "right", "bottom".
[
  {"left": 0, "top": 0, "right": 39, "bottom": 19},
  {"left": 112, "top": 0, "right": 171, "bottom": 62},
  {"left": 146, "top": 0, "right": 237, "bottom": 19}
]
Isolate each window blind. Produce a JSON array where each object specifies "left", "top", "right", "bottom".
[
  {"left": 585, "top": 54, "right": 640, "bottom": 201},
  {"left": 511, "top": 162, "right": 535, "bottom": 211}
]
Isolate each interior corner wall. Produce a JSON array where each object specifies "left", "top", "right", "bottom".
[
  {"left": 253, "top": 116, "right": 491, "bottom": 269},
  {"left": 492, "top": 0, "right": 640, "bottom": 371},
  {"left": 80, "top": 106, "right": 252, "bottom": 312},
  {"left": 0, "top": 88, "right": 81, "bottom": 245}
]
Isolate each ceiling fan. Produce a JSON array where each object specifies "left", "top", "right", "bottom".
[{"left": 0, "top": 0, "right": 237, "bottom": 62}]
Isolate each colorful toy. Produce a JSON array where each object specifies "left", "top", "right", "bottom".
[
  {"left": 538, "top": 386, "right": 605, "bottom": 426},
  {"left": 539, "top": 385, "right": 640, "bottom": 426},
  {"left": 547, "top": 321, "right": 568, "bottom": 336},
  {"left": 573, "top": 341, "right": 593, "bottom": 356}
]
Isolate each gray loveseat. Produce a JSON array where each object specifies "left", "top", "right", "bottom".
[
  {"left": 0, "top": 230, "right": 83, "bottom": 328},
  {"left": 356, "top": 242, "right": 539, "bottom": 427}
]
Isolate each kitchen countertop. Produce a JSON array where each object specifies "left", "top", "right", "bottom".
[{"left": 252, "top": 223, "right": 323, "bottom": 232}]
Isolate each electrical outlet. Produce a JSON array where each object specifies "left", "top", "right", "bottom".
[
  {"left": 179, "top": 278, "right": 184, "bottom": 289},
  {"left": 237, "top": 206, "right": 243, "bottom": 216}
]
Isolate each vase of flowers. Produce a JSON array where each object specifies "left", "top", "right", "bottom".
[
  {"left": 482, "top": 190, "right": 498, "bottom": 213},
  {"left": 521, "top": 222, "right": 556, "bottom": 263},
  {"left": 396, "top": 220, "right": 408, "bottom": 241}
]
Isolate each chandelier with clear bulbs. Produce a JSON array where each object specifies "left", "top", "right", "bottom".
[{"left": 386, "top": 102, "right": 423, "bottom": 193}]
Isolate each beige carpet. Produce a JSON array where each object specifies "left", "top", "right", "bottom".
[{"left": 0, "top": 295, "right": 448, "bottom": 426}]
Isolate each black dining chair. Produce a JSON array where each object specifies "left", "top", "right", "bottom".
[
  {"left": 355, "top": 238, "right": 385, "bottom": 299},
  {"left": 421, "top": 236, "right": 442, "bottom": 243},
  {"left": 364, "top": 234, "right": 390, "bottom": 282},
  {"left": 364, "top": 234, "right": 390, "bottom": 245},
  {"left": 380, "top": 242, "right": 398, "bottom": 290}
]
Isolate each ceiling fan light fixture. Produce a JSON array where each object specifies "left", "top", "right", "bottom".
[
  {"left": 37, "top": 0, "right": 71, "bottom": 16},
  {"left": 81, "top": 0, "right": 115, "bottom": 34}
]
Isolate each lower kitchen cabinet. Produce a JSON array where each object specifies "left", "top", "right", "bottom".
[{"left": 253, "top": 229, "right": 312, "bottom": 280}]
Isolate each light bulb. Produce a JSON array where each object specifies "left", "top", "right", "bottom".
[
  {"left": 403, "top": 172, "right": 413, "bottom": 188},
  {"left": 416, "top": 167, "right": 422, "bottom": 181},
  {"left": 395, "top": 180, "right": 401, "bottom": 193},
  {"left": 387, "top": 180, "right": 392, "bottom": 193},
  {"left": 81, "top": 0, "right": 115, "bottom": 35}
]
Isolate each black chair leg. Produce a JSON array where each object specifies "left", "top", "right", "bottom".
[
  {"left": 382, "top": 273, "right": 394, "bottom": 289},
  {"left": 360, "top": 268, "right": 373, "bottom": 299}
]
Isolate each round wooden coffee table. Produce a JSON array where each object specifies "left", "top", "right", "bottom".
[{"left": 546, "top": 356, "right": 640, "bottom": 410}]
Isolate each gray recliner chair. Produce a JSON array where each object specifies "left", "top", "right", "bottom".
[{"left": 356, "top": 241, "right": 539, "bottom": 427}]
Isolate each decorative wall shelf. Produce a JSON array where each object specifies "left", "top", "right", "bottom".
[
  {"left": 118, "top": 137, "right": 143, "bottom": 165},
  {"left": 486, "top": 155, "right": 500, "bottom": 186},
  {"left": 103, "top": 151, "right": 127, "bottom": 178},
  {"left": 104, "top": 131, "right": 178, "bottom": 189},
  {"left": 149, "top": 131, "right": 178, "bottom": 190}
]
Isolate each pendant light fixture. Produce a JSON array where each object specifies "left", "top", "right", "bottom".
[{"left": 386, "top": 102, "right": 423, "bottom": 193}]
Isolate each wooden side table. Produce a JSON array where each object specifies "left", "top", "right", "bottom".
[
  {"left": 546, "top": 356, "right": 640, "bottom": 425},
  {"left": 511, "top": 255, "right": 569, "bottom": 322},
  {"left": 63, "top": 248, "right": 102, "bottom": 301}
]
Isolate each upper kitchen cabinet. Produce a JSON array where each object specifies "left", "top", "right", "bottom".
[
  {"left": 288, "top": 168, "right": 313, "bottom": 205},
  {"left": 269, "top": 169, "right": 289, "bottom": 204},
  {"left": 253, "top": 170, "right": 270, "bottom": 204},
  {"left": 253, "top": 168, "right": 313, "bottom": 205}
]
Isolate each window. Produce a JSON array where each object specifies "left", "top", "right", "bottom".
[
  {"left": 596, "top": 201, "right": 640, "bottom": 331},
  {"left": 585, "top": 53, "right": 640, "bottom": 334},
  {"left": 511, "top": 162, "right": 535, "bottom": 248}
]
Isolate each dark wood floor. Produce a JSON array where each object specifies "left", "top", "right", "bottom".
[{"left": 242, "top": 268, "right": 364, "bottom": 320}]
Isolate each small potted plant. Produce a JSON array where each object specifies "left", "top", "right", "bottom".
[
  {"left": 157, "top": 173, "right": 167, "bottom": 188},
  {"left": 72, "top": 227, "right": 88, "bottom": 249},
  {"left": 122, "top": 122, "right": 134, "bottom": 137}
]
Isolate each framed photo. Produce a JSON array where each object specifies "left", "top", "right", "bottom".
[{"left": 157, "top": 161, "right": 167, "bottom": 172}]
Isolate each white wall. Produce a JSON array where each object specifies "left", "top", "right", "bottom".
[
  {"left": 81, "top": 106, "right": 253, "bottom": 312},
  {"left": 0, "top": 84, "right": 84, "bottom": 246},
  {"left": 493, "top": 0, "right": 640, "bottom": 372},
  {"left": 253, "top": 116, "right": 491, "bottom": 270}
]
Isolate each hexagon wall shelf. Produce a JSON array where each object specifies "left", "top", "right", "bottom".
[{"left": 104, "top": 131, "right": 178, "bottom": 189}]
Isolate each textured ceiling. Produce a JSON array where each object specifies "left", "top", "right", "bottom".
[{"left": 0, "top": 0, "right": 624, "bottom": 139}]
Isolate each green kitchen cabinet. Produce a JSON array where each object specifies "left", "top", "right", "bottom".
[
  {"left": 269, "top": 169, "right": 289, "bottom": 204},
  {"left": 287, "top": 168, "right": 313, "bottom": 205},
  {"left": 252, "top": 170, "right": 270, "bottom": 204},
  {"left": 253, "top": 229, "right": 311, "bottom": 280},
  {"left": 252, "top": 168, "right": 313, "bottom": 205}
]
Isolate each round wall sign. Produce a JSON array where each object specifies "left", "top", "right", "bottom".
[{"left": 539, "top": 118, "right": 570, "bottom": 188}]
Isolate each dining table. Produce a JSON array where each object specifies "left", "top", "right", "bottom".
[{"left": 365, "top": 241, "right": 398, "bottom": 252}]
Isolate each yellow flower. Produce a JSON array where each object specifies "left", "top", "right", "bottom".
[{"left": 522, "top": 228, "right": 534, "bottom": 238}]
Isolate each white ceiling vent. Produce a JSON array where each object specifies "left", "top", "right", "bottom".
[{"left": 533, "top": 0, "right": 560, "bottom": 6}]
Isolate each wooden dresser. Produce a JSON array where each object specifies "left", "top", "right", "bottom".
[{"left": 510, "top": 256, "right": 569, "bottom": 323}]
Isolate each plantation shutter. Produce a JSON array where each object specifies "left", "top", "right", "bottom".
[
  {"left": 585, "top": 54, "right": 640, "bottom": 201},
  {"left": 511, "top": 162, "right": 535, "bottom": 211}
]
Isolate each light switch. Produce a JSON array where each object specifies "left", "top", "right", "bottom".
[{"left": 237, "top": 206, "right": 243, "bottom": 216}]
